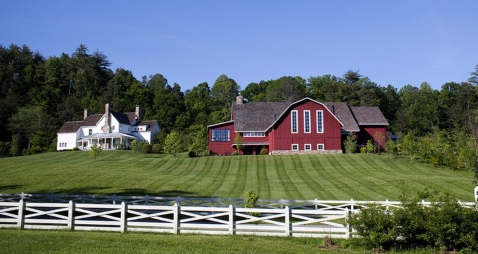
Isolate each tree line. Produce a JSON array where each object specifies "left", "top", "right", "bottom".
[{"left": 1, "top": 44, "right": 478, "bottom": 162}]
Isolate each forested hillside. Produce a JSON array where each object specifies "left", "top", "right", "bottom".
[{"left": 1, "top": 43, "right": 478, "bottom": 171}]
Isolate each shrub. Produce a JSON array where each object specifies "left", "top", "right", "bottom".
[
  {"left": 72, "top": 147, "right": 80, "bottom": 151},
  {"left": 188, "top": 151, "right": 196, "bottom": 157},
  {"left": 152, "top": 144, "right": 161, "bottom": 153},
  {"left": 231, "top": 151, "right": 238, "bottom": 156},
  {"left": 344, "top": 132, "right": 357, "bottom": 154},
  {"left": 260, "top": 148, "right": 268, "bottom": 155},
  {"left": 139, "top": 143, "right": 152, "bottom": 154}
]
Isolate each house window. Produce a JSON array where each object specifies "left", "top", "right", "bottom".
[
  {"left": 292, "top": 144, "right": 298, "bottom": 151},
  {"left": 89, "top": 129, "right": 92, "bottom": 135},
  {"left": 317, "top": 110, "right": 323, "bottom": 133},
  {"left": 112, "top": 126, "right": 115, "bottom": 130},
  {"left": 211, "top": 129, "right": 230, "bottom": 142},
  {"left": 317, "top": 144, "right": 324, "bottom": 150},
  {"left": 291, "top": 110, "right": 298, "bottom": 133},
  {"left": 305, "top": 144, "right": 311, "bottom": 150},
  {"left": 243, "top": 132, "right": 265, "bottom": 137},
  {"left": 304, "top": 110, "right": 310, "bottom": 133}
]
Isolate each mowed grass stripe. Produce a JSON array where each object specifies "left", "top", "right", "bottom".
[
  {"left": 339, "top": 155, "right": 393, "bottom": 200},
  {"left": 173, "top": 156, "right": 213, "bottom": 196},
  {"left": 205, "top": 156, "right": 232, "bottom": 197},
  {"left": 229, "top": 157, "right": 247, "bottom": 198},
  {"left": 310, "top": 155, "right": 349, "bottom": 200},
  {"left": 186, "top": 156, "right": 218, "bottom": 196},
  {"left": 290, "top": 155, "right": 320, "bottom": 199},
  {"left": 264, "top": 155, "right": 287, "bottom": 199},
  {"left": 324, "top": 155, "right": 372, "bottom": 200},
  {"left": 299, "top": 155, "right": 335, "bottom": 199},
  {"left": 217, "top": 156, "right": 242, "bottom": 198},
  {"left": 257, "top": 155, "right": 271, "bottom": 199},
  {"left": 276, "top": 156, "right": 305, "bottom": 200}
]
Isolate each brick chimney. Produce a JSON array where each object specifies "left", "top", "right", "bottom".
[
  {"left": 135, "top": 105, "right": 141, "bottom": 121},
  {"left": 102, "top": 103, "right": 110, "bottom": 133},
  {"left": 236, "top": 96, "right": 243, "bottom": 104},
  {"left": 84, "top": 108, "right": 89, "bottom": 120}
]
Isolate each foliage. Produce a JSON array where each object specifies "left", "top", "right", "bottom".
[
  {"left": 130, "top": 140, "right": 140, "bottom": 157},
  {"left": 343, "top": 132, "right": 357, "bottom": 154},
  {"left": 349, "top": 191, "right": 478, "bottom": 252},
  {"left": 234, "top": 133, "right": 244, "bottom": 155},
  {"left": 188, "top": 127, "right": 208, "bottom": 156},
  {"left": 245, "top": 189, "right": 260, "bottom": 216},
  {"left": 385, "top": 139, "right": 397, "bottom": 156},
  {"left": 164, "top": 132, "right": 183, "bottom": 157},
  {"left": 365, "top": 140, "right": 374, "bottom": 154},
  {"left": 260, "top": 148, "right": 268, "bottom": 155},
  {"left": 9, "top": 134, "right": 20, "bottom": 156},
  {"left": 89, "top": 144, "right": 102, "bottom": 159},
  {"left": 0, "top": 141, "right": 10, "bottom": 155},
  {"left": 231, "top": 151, "right": 238, "bottom": 156},
  {"left": 72, "top": 147, "right": 79, "bottom": 151},
  {"left": 188, "top": 151, "right": 196, "bottom": 157},
  {"left": 138, "top": 142, "right": 152, "bottom": 154},
  {"left": 152, "top": 144, "right": 161, "bottom": 153}
]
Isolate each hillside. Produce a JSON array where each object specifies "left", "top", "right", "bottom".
[{"left": 0, "top": 151, "right": 474, "bottom": 201}]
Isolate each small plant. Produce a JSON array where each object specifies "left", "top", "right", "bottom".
[
  {"left": 89, "top": 144, "right": 102, "bottom": 159},
  {"left": 231, "top": 151, "right": 238, "bottom": 156},
  {"left": 344, "top": 132, "right": 357, "bottom": 154},
  {"left": 152, "top": 144, "right": 161, "bottom": 153},
  {"left": 260, "top": 148, "right": 268, "bottom": 155},
  {"left": 245, "top": 189, "right": 260, "bottom": 216},
  {"left": 72, "top": 147, "right": 80, "bottom": 151}
]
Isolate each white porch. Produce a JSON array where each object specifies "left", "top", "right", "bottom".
[{"left": 77, "top": 133, "right": 140, "bottom": 150}]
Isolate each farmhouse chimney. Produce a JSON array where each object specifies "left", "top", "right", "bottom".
[
  {"left": 236, "top": 96, "right": 243, "bottom": 104},
  {"left": 135, "top": 105, "right": 141, "bottom": 121},
  {"left": 102, "top": 103, "right": 110, "bottom": 133},
  {"left": 84, "top": 108, "right": 89, "bottom": 120}
]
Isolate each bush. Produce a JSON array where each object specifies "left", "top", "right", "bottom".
[
  {"left": 138, "top": 142, "right": 152, "bottom": 154},
  {"left": 188, "top": 151, "right": 196, "bottom": 157},
  {"left": 72, "top": 147, "right": 80, "bottom": 151},
  {"left": 260, "top": 148, "right": 268, "bottom": 155},
  {"left": 152, "top": 144, "right": 161, "bottom": 153},
  {"left": 232, "top": 151, "right": 238, "bottom": 156}
]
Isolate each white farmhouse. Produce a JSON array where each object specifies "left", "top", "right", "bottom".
[{"left": 57, "top": 103, "right": 160, "bottom": 151}]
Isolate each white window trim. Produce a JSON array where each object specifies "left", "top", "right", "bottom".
[
  {"left": 317, "top": 144, "right": 324, "bottom": 150},
  {"left": 316, "top": 110, "right": 324, "bottom": 133},
  {"left": 292, "top": 144, "right": 299, "bottom": 151},
  {"left": 305, "top": 144, "right": 311, "bottom": 150},
  {"left": 291, "top": 110, "right": 298, "bottom": 133},
  {"left": 304, "top": 110, "right": 311, "bottom": 133}
]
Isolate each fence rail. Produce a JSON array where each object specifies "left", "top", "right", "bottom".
[
  {"left": 0, "top": 200, "right": 351, "bottom": 238},
  {"left": 1, "top": 193, "right": 475, "bottom": 210}
]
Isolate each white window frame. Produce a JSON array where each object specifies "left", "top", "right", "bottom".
[
  {"left": 317, "top": 144, "right": 324, "bottom": 150},
  {"left": 89, "top": 129, "right": 92, "bottom": 135},
  {"left": 291, "top": 110, "right": 298, "bottom": 133},
  {"left": 304, "top": 110, "right": 310, "bottom": 133},
  {"left": 305, "top": 144, "right": 311, "bottom": 150},
  {"left": 316, "top": 110, "right": 324, "bottom": 133},
  {"left": 292, "top": 144, "right": 299, "bottom": 151}
]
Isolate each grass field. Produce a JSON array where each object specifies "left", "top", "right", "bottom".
[
  {"left": 0, "top": 229, "right": 437, "bottom": 254},
  {"left": 0, "top": 151, "right": 475, "bottom": 201}
]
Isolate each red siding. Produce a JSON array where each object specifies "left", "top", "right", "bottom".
[
  {"left": 357, "top": 126, "right": 387, "bottom": 149},
  {"left": 208, "top": 122, "right": 237, "bottom": 155},
  {"left": 271, "top": 100, "right": 342, "bottom": 151}
]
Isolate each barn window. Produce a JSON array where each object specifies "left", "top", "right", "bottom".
[
  {"left": 305, "top": 144, "right": 311, "bottom": 150},
  {"left": 304, "top": 110, "right": 310, "bottom": 133},
  {"left": 292, "top": 144, "right": 298, "bottom": 150},
  {"left": 316, "top": 110, "right": 323, "bottom": 133},
  {"left": 317, "top": 144, "right": 324, "bottom": 150},
  {"left": 291, "top": 110, "right": 298, "bottom": 133},
  {"left": 211, "top": 129, "right": 230, "bottom": 142}
]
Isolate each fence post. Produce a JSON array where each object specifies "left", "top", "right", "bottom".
[
  {"left": 280, "top": 198, "right": 284, "bottom": 209},
  {"left": 229, "top": 205, "right": 235, "bottom": 235},
  {"left": 475, "top": 186, "right": 478, "bottom": 203},
  {"left": 113, "top": 194, "right": 116, "bottom": 205},
  {"left": 17, "top": 199, "right": 25, "bottom": 230},
  {"left": 211, "top": 197, "right": 215, "bottom": 207},
  {"left": 68, "top": 201, "right": 75, "bottom": 230},
  {"left": 145, "top": 195, "right": 149, "bottom": 205},
  {"left": 285, "top": 206, "right": 291, "bottom": 237},
  {"left": 385, "top": 199, "right": 389, "bottom": 211},
  {"left": 345, "top": 208, "right": 351, "bottom": 239},
  {"left": 315, "top": 198, "right": 318, "bottom": 210},
  {"left": 173, "top": 203, "right": 180, "bottom": 234},
  {"left": 121, "top": 202, "right": 127, "bottom": 233}
]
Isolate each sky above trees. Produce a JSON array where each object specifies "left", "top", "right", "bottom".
[{"left": 1, "top": 0, "right": 477, "bottom": 91}]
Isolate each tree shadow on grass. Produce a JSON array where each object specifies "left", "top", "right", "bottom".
[
  {"left": 0, "top": 184, "right": 24, "bottom": 192},
  {"left": 117, "top": 188, "right": 204, "bottom": 197},
  {"left": 33, "top": 186, "right": 111, "bottom": 195}
]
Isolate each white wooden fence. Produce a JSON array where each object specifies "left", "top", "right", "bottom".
[{"left": 0, "top": 200, "right": 351, "bottom": 238}]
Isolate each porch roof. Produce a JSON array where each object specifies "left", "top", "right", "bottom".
[
  {"left": 232, "top": 142, "right": 269, "bottom": 146},
  {"left": 78, "top": 133, "right": 140, "bottom": 141}
]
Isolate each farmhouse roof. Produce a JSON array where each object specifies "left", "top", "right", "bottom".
[
  {"left": 323, "top": 102, "right": 360, "bottom": 132},
  {"left": 232, "top": 101, "right": 291, "bottom": 131},
  {"left": 134, "top": 120, "right": 158, "bottom": 131},
  {"left": 350, "top": 107, "right": 389, "bottom": 125}
]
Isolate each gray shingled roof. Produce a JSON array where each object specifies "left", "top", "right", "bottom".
[
  {"left": 232, "top": 102, "right": 291, "bottom": 131},
  {"left": 135, "top": 120, "right": 158, "bottom": 131},
  {"left": 323, "top": 102, "right": 360, "bottom": 132},
  {"left": 351, "top": 107, "right": 389, "bottom": 125},
  {"left": 58, "top": 121, "right": 84, "bottom": 133},
  {"left": 82, "top": 114, "right": 103, "bottom": 126},
  {"left": 111, "top": 111, "right": 131, "bottom": 125}
]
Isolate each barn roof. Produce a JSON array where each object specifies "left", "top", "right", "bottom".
[
  {"left": 323, "top": 102, "right": 360, "bottom": 132},
  {"left": 232, "top": 101, "right": 290, "bottom": 131},
  {"left": 350, "top": 107, "right": 389, "bottom": 125}
]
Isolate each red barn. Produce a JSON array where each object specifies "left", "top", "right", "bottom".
[{"left": 208, "top": 97, "right": 388, "bottom": 155}]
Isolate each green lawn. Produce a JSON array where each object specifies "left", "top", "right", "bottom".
[
  {"left": 0, "top": 229, "right": 435, "bottom": 254},
  {"left": 0, "top": 151, "right": 474, "bottom": 201}
]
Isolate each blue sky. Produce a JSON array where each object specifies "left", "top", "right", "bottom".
[{"left": 1, "top": 1, "right": 477, "bottom": 92}]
